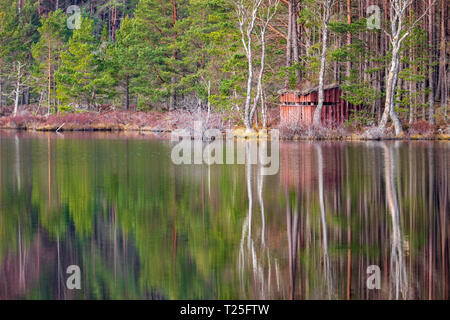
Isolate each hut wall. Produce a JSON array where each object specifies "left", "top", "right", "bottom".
[{"left": 280, "top": 87, "right": 357, "bottom": 127}]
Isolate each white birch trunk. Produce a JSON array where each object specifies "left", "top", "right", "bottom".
[
  {"left": 13, "top": 62, "right": 23, "bottom": 116},
  {"left": 261, "top": 90, "right": 267, "bottom": 128},
  {"left": 380, "top": 45, "right": 403, "bottom": 135},
  {"left": 245, "top": 43, "right": 254, "bottom": 130},
  {"left": 250, "top": 0, "right": 279, "bottom": 128},
  {"left": 235, "top": 0, "right": 263, "bottom": 131},
  {"left": 313, "top": 1, "right": 333, "bottom": 126},
  {"left": 378, "top": 0, "right": 436, "bottom": 135}
]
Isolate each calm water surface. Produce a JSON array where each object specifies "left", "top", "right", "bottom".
[{"left": 0, "top": 131, "right": 448, "bottom": 300}]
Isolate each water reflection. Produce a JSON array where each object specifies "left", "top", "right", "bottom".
[
  {"left": 0, "top": 131, "right": 448, "bottom": 300},
  {"left": 239, "top": 142, "right": 278, "bottom": 300},
  {"left": 318, "top": 144, "right": 335, "bottom": 299},
  {"left": 382, "top": 143, "right": 407, "bottom": 299}
]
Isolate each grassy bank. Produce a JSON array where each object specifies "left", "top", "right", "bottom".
[{"left": 0, "top": 109, "right": 448, "bottom": 141}]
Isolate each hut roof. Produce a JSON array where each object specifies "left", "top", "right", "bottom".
[{"left": 278, "top": 84, "right": 340, "bottom": 96}]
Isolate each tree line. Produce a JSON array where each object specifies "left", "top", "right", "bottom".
[{"left": 0, "top": 0, "right": 448, "bottom": 133}]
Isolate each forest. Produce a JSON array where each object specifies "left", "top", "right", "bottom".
[{"left": 0, "top": 0, "right": 448, "bottom": 136}]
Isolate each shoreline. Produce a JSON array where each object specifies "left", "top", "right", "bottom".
[
  {"left": 1, "top": 127, "right": 448, "bottom": 142},
  {"left": 0, "top": 110, "right": 448, "bottom": 141}
]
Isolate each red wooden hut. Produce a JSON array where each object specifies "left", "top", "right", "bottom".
[{"left": 279, "top": 85, "right": 361, "bottom": 126}]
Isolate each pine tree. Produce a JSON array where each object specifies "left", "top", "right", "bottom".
[
  {"left": 56, "top": 17, "right": 114, "bottom": 109},
  {"left": 0, "top": 0, "right": 16, "bottom": 111},
  {"left": 31, "top": 9, "right": 69, "bottom": 114},
  {"left": 109, "top": 15, "right": 140, "bottom": 110},
  {"left": 131, "top": 0, "right": 189, "bottom": 109},
  {"left": 174, "top": 0, "right": 237, "bottom": 110}
]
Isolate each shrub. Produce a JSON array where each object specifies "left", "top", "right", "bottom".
[
  {"left": 408, "top": 120, "right": 436, "bottom": 136},
  {"left": 58, "top": 105, "right": 75, "bottom": 113},
  {"left": 361, "top": 126, "right": 386, "bottom": 139}
]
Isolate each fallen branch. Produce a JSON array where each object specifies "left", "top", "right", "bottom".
[{"left": 56, "top": 123, "right": 65, "bottom": 132}]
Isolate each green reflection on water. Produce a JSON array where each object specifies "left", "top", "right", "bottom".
[{"left": 0, "top": 132, "right": 448, "bottom": 300}]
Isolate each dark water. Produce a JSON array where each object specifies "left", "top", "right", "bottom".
[{"left": 0, "top": 131, "right": 448, "bottom": 300}]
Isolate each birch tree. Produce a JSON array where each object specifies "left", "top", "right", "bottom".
[
  {"left": 313, "top": 0, "right": 335, "bottom": 127},
  {"left": 378, "top": 0, "right": 436, "bottom": 135},
  {"left": 249, "top": 0, "right": 280, "bottom": 128},
  {"left": 234, "top": 0, "right": 263, "bottom": 131},
  {"left": 13, "top": 61, "right": 26, "bottom": 116}
]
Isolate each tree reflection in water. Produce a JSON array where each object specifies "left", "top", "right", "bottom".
[
  {"left": 382, "top": 142, "right": 408, "bottom": 300},
  {"left": 0, "top": 132, "right": 448, "bottom": 300},
  {"left": 239, "top": 141, "right": 280, "bottom": 300},
  {"left": 316, "top": 144, "right": 334, "bottom": 299}
]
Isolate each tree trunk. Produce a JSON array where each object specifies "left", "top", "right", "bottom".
[
  {"left": 285, "top": 0, "right": 293, "bottom": 85},
  {"left": 112, "top": 6, "right": 117, "bottom": 41},
  {"left": 438, "top": 0, "right": 447, "bottom": 121},
  {"left": 422, "top": 81, "right": 427, "bottom": 120},
  {"left": 346, "top": 0, "right": 352, "bottom": 80},
  {"left": 169, "top": 77, "right": 176, "bottom": 111},
  {"left": 14, "top": 62, "right": 23, "bottom": 116},
  {"left": 244, "top": 40, "right": 254, "bottom": 130},
  {"left": 428, "top": 0, "right": 435, "bottom": 124},
  {"left": 379, "top": 46, "right": 403, "bottom": 135},
  {"left": 409, "top": 13, "right": 415, "bottom": 125},
  {"left": 250, "top": 25, "right": 268, "bottom": 128},
  {"left": 126, "top": 75, "right": 130, "bottom": 110},
  {"left": 261, "top": 90, "right": 267, "bottom": 128},
  {"left": 409, "top": 75, "right": 416, "bottom": 124},
  {"left": 291, "top": 0, "right": 300, "bottom": 80},
  {"left": 169, "top": 0, "right": 178, "bottom": 111},
  {"left": 0, "top": 66, "right": 2, "bottom": 113},
  {"left": 48, "top": 44, "right": 52, "bottom": 116},
  {"left": 313, "top": 1, "right": 332, "bottom": 126},
  {"left": 236, "top": 0, "right": 262, "bottom": 131},
  {"left": 207, "top": 80, "right": 211, "bottom": 119}
]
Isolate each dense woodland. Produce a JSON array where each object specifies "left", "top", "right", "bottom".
[{"left": 0, "top": 0, "right": 448, "bottom": 133}]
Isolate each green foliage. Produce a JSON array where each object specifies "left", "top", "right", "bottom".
[
  {"left": 120, "top": 0, "right": 239, "bottom": 110},
  {"left": 6, "top": 0, "right": 40, "bottom": 62},
  {"left": 55, "top": 18, "right": 115, "bottom": 108},
  {"left": 342, "top": 78, "right": 382, "bottom": 108},
  {"left": 58, "top": 105, "right": 75, "bottom": 113},
  {"left": 31, "top": 9, "right": 69, "bottom": 104},
  {"left": 107, "top": 15, "right": 139, "bottom": 107},
  {"left": 0, "top": 0, "right": 39, "bottom": 106},
  {"left": 346, "top": 109, "right": 377, "bottom": 127},
  {"left": 329, "top": 19, "right": 367, "bottom": 34}
]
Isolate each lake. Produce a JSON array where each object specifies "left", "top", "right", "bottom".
[{"left": 0, "top": 131, "right": 448, "bottom": 300}]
